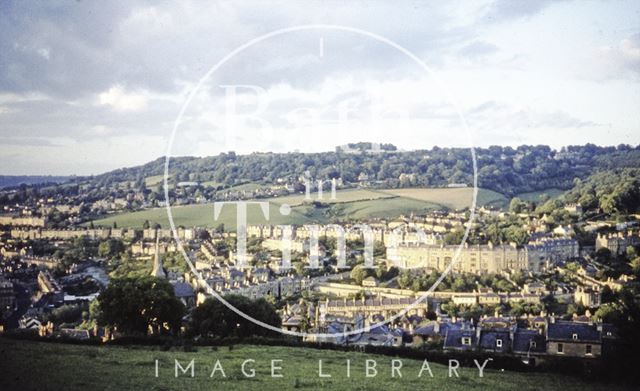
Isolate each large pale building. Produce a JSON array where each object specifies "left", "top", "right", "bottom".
[
  {"left": 388, "top": 242, "right": 530, "bottom": 273},
  {"left": 0, "top": 215, "right": 47, "bottom": 227},
  {"left": 387, "top": 238, "right": 579, "bottom": 274}
]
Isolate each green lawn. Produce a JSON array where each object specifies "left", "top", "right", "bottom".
[
  {"left": 145, "top": 175, "right": 167, "bottom": 187},
  {"left": 0, "top": 338, "right": 628, "bottom": 391},
  {"left": 90, "top": 202, "right": 312, "bottom": 230},
  {"left": 380, "top": 187, "right": 508, "bottom": 209},
  {"left": 88, "top": 187, "right": 512, "bottom": 229},
  {"left": 269, "top": 189, "right": 394, "bottom": 207},
  {"left": 201, "top": 180, "right": 223, "bottom": 188}
]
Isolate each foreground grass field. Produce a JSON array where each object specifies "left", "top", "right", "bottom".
[
  {"left": 0, "top": 338, "right": 629, "bottom": 391},
  {"left": 89, "top": 187, "right": 505, "bottom": 229}
]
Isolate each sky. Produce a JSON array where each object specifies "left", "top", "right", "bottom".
[{"left": 0, "top": 0, "right": 639, "bottom": 175}]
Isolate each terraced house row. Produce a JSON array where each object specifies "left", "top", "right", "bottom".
[{"left": 387, "top": 237, "right": 579, "bottom": 274}]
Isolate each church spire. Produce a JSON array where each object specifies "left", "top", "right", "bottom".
[{"left": 151, "top": 234, "right": 166, "bottom": 279}]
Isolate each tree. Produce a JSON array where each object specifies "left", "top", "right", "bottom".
[
  {"left": 509, "top": 198, "right": 530, "bottom": 214},
  {"left": 600, "top": 285, "right": 616, "bottom": 304},
  {"left": 350, "top": 265, "right": 370, "bottom": 285},
  {"left": 504, "top": 225, "right": 529, "bottom": 246},
  {"left": 188, "top": 295, "right": 281, "bottom": 339},
  {"left": 598, "top": 287, "right": 640, "bottom": 383},
  {"left": 630, "top": 257, "right": 640, "bottom": 277},
  {"left": 298, "top": 299, "right": 311, "bottom": 333},
  {"left": 45, "top": 304, "right": 84, "bottom": 325},
  {"left": 444, "top": 228, "right": 464, "bottom": 245},
  {"left": 397, "top": 270, "right": 413, "bottom": 289},
  {"left": 626, "top": 245, "right": 638, "bottom": 261},
  {"left": 375, "top": 265, "right": 385, "bottom": 280},
  {"left": 97, "top": 276, "right": 185, "bottom": 335},
  {"left": 98, "top": 239, "right": 124, "bottom": 258}
]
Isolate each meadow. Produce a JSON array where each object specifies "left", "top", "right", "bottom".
[
  {"left": 89, "top": 187, "right": 524, "bottom": 229},
  {"left": 379, "top": 187, "right": 508, "bottom": 210},
  {"left": 0, "top": 338, "right": 629, "bottom": 391}
]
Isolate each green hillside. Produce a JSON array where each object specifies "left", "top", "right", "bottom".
[
  {"left": 0, "top": 338, "right": 628, "bottom": 391},
  {"left": 515, "top": 188, "right": 565, "bottom": 203},
  {"left": 88, "top": 188, "right": 503, "bottom": 229},
  {"left": 380, "top": 188, "right": 508, "bottom": 209}
]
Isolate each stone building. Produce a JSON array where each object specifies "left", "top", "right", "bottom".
[
  {"left": 546, "top": 319, "right": 603, "bottom": 358},
  {"left": 574, "top": 286, "right": 601, "bottom": 307},
  {"left": 319, "top": 297, "right": 428, "bottom": 318},
  {"left": 387, "top": 237, "right": 579, "bottom": 274},
  {"left": 0, "top": 276, "right": 16, "bottom": 311},
  {"left": 596, "top": 231, "right": 639, "bottom": 255}
]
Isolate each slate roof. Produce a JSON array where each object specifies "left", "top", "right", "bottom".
[
  {"left": 478, "top": 330, "right": 511, "bottom": 353},
  {"left": 415, "top": 321, "right": 463, "bottom": 337},
  {"left": 443, "top": 329, "right": 477, "bottom": 350},
  {"left": 59, "top": 328, "right": 91, "bottom": 340},
  {"left": 172, "top": 282, "right": 195, "bottom": 298},
  {"left": 327, "top": 297, "right": 418, "bottom": 307},
  {"left": 414, "top": 323, "right": 438, "bottom": 336},
  {"left": 479, "top": 316, "right": 515, "bottom": 329},
  {"left": 547, "top": 321, "right": 600, "bottom": 342},
  {"left": 512, "top": 330, "right": 546, "bottom": 353}
]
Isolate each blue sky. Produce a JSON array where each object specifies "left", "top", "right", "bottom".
[{"left": 0, "top": 0, "right": 638, "bottom": 175}]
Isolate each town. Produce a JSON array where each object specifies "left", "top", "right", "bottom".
[{"left": 1, "top": 144, "right": 638, "bottom": 371}]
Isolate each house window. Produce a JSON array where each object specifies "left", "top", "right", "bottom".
[
  {"left": 572, "top": 333, "right": 578, "bottom": 340},
  {"left": 462, "top": 337, "right": 471, "bottom": 346},
  {"left": 496, "top": 339, "right": 503, "bottom": 348},
  {"left": 586, "top": 345, "right": 592, "bottom": 355},
  {"left": 557, "top": 343, "right": 564, "bottom": 353}
]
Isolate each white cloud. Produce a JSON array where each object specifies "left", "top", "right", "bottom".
[
  {"left": 592, "top": 33, "right": 640, "bottom": 79},
  {"left": 98, "top": 85, "right": 148, "bottom": 112},
  {"left": 0, "top": 1, "right": 638, "bottom": 174},
  {"left": 37, "top": 47, "right": 50, "bottom": 60}
]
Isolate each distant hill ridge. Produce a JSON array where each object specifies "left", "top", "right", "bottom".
[
  {"left": 0, "top": 175, "right": 72, "bottom": 189},
  {"left": 4, "top": 144, "right": 640, "bottom": 197},
  {"left": 86, "top": 144, "right": 640, "bottom": 197}
]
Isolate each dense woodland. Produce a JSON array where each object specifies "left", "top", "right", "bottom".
[
  {"left": 85, "top": 143, "right": 640, "bottom": 195},
  {"left": 2, "top": 144, "right": 640, "bottom": 218}
]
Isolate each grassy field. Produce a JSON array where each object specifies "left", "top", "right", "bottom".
[
  {"left": 269, "top": 188, "right": 394, "bottom": 207},
  {"left": 201, "top": 180, "right": 223, "bottom": 188},
  {"left": 0, "top": 338, "right": 628, "bottom": 391},
  {"left": 380, "top": 187, "right": 508, "bottom": 209},
  {"left": 90, "top": 202, "right": 311, "bottom": 230},
  {"left": 145, "top": 175, "right": 166, "bottom": 187},
  {"left": 515, "top": 188, "right": 565, "bottom": 203},
  {"left": 89, "top": 189, "right": 415, "bottom": 229},
  {"left": 88, "top": 187, "right": 513, "bottom": 229}
]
